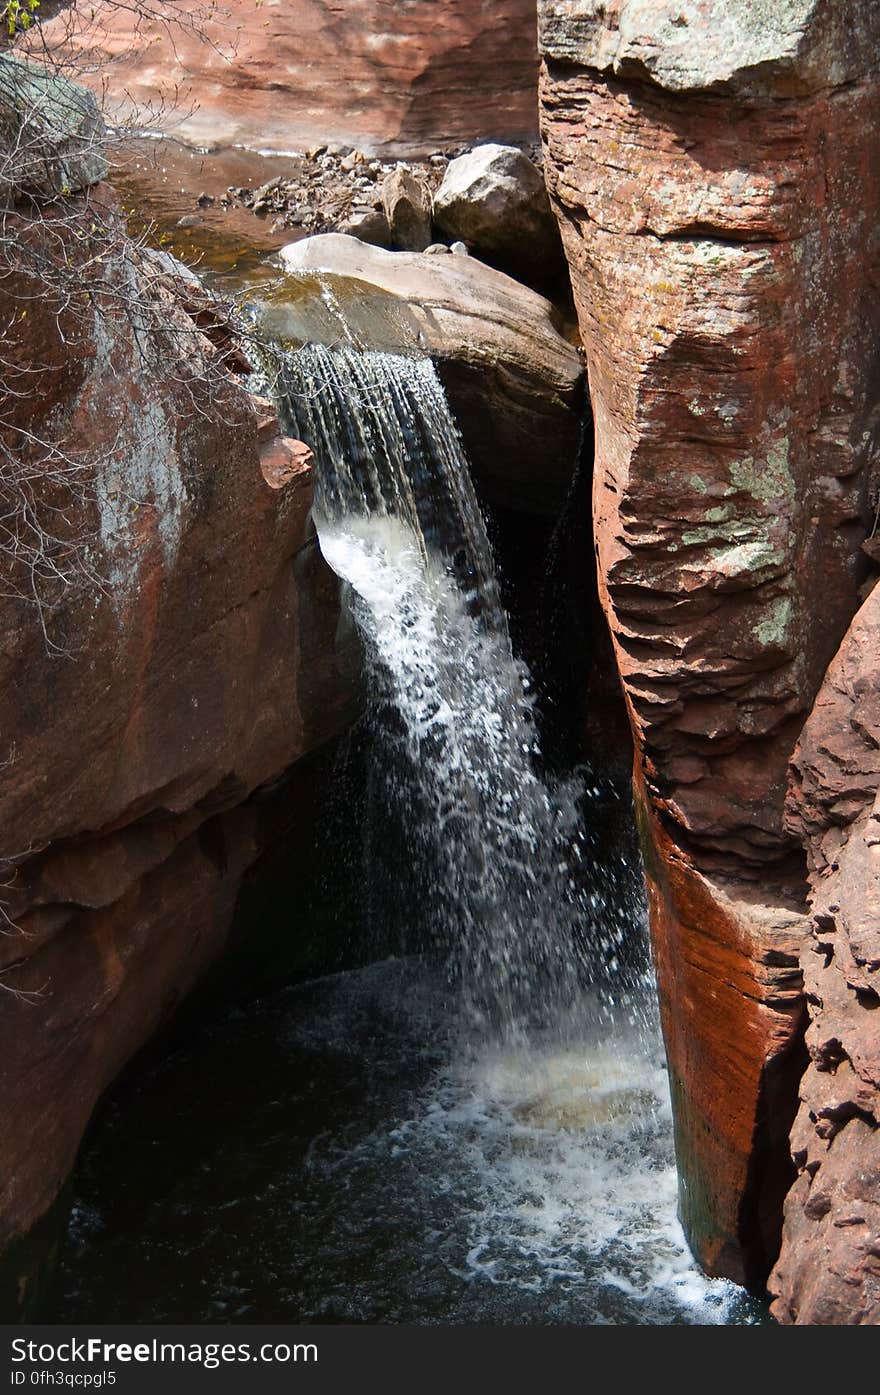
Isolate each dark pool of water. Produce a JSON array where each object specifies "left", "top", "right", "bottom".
[{"left": 53, "top": 957, "right": 765, "bottom": 1327}]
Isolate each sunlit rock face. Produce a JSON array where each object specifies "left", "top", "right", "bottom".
[
  {"left": 769, "top": 584, "right": 880, "bottom": 1326},
  {"left": 538, "top": 0, "right": 880, "bottom": 1290},
  {"left": 36, "top": 0, "right": 541, "bottom": 154}
]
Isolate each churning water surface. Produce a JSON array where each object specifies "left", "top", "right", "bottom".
[
  {"left": 56, "top": 344, "right": 763, "bottom": 1325},
  {"left": 58, "top": 958, "right": 758, "bottom": 1324}
]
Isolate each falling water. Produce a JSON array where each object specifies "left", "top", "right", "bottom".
[
  {"left": 265, "top": 342, "right": 639, "bottom": 1045},
  {"left": 77, "top": 337, "right": 754, "bottom": 1326}
]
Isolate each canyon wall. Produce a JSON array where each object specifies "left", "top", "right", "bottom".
[
  {"left": 538, "top": 0, "right": 880, "bottom": 1290},
  {"left": 769, "top": 583, "right": 880, "bottom": 1323},
  {"left": 0, "top": 67, "right": 355, "bottom": 1315},
  {"left": 37, "top": 0, "right": 540, "bottom": 154}
]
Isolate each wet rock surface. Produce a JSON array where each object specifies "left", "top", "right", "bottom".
[
  {"left": 0, "top": 110, "right": 356, "bottom": 1314},
  {"left": 253, "top": 233, "right": 584, "bottom": 515}
]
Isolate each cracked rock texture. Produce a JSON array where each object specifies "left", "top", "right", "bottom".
[
  {"left": 769, "top": 583, "right": 880, "bottom": 1324},
  {"left": 539, "top": 0, "right": 880, "bottom": 1288}
]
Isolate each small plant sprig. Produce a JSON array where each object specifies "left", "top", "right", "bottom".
[{"left": 2, "top": 1, "right": 40, "bottom": 39}]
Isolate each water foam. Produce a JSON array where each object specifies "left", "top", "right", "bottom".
[
  {"left": 265, "top": 343, "right": 643, "bottom": 1043},
  {"left": 281, "top": 961, "right": 747, "bottom": 1325},
  {"left": 255, "top": 341, "right": 749, "bottom": 1322}
]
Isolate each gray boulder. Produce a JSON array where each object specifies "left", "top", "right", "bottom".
[
  {"left": 0, "top": 54, "right": 107, "bottom": 202},
  {"left": 432, "top": 143, "right": 562, "bottom": 285}
]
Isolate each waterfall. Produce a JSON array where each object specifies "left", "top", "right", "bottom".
[
  {"left": 57, "top": 341, "right": 751, "bottom": 1327},
  {"left": 262, "top": 342, "right": 641, "bottom": 1045}
]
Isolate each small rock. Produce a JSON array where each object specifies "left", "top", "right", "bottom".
[
  {"left": 424, "top": 243, "right": 451, "bottom": 255},
  {"left": 253, "top": 176, "right": 283, "bottom": 202},
  {"left": 196, "top": 192, "right": 215, "bottom": 208},
  {"left": 337, "top": 205, "right": 392, "bottom": 249},
  {"left": 450, "top": 241, "right": 469, "bottom": 256},
  {"left": 380, "top": 167, "right": 433, "bottom": 252},
  {"left": 176, "top": 213, "right": 202, "bottom": 228}
]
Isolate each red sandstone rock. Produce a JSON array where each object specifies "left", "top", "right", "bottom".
[
  {"left": 769, "top": 586, "right": 880, "bottom": 1324},
  {"left": 0, "top": 171, "right": 354, "bottom": 1310},
  {"left": 381, "top": 167, "right": 433, "bottom": 252},
  {"left": 539, "top": 0, "right": 880, "bottom": 1287},
  {"left": 34, "top": 1, "right": 540, "bottom": 154}
]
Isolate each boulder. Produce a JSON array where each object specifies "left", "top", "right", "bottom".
[
  {"left": 0, "top": 54, "right": 107, "bottom": 199},
  {"left": 381, "top": 167, "right": 433, "bottom": 251},
  {"left": 0, "top": 172, "right": 356, "bottom": 1310},
  {"left": 35, "top": 0, "right": 541, "bottom": 155},
  {"left": 769, "top": 585, "right": 880, "bottom": 1325},
  {"left": 539, "top": 0, "right": 880, "bottom": 1288},
  {"left": 432, "top": 143, "right": 563, "bottom": 283},
  {"left": 250, "top": 233, "right": 585, "bottom": 515}
]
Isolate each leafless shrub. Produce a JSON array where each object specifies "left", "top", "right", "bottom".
[{"left": 0, "top": 3, "right": 254, "bottom": 645}]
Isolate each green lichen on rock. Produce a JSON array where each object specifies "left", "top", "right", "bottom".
[
  {"left": 0, "top": 52, "right": 107, "bottom": 201},
  {"left": 753, "top": 595, "right": 794, "bottom": 647},
  {"left": 729, "top": 438, "right": 795, "bottom": 507},
  {"left": 539, "top": 1, "right": 880, "bottom": 96}
]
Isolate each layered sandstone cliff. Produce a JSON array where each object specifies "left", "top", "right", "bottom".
[
  {"left": 539, "top": 0, "right": 880, "bottom": 1288},
  {"left": 36, "top": 0, "right": 540, "bottom": 154}
]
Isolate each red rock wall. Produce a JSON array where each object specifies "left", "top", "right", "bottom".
[
  {"left": 769, "top": 583, "right": 880, "bottom": 1324},
  {"left": 538, "top": 0, "right": 880, "bottom": 1287},
  {"left": 37, "top": 1, "right": 540, "bottom": 153},
  {"left": 0, "top": 187, "right": 355, "bottom": 1309}
]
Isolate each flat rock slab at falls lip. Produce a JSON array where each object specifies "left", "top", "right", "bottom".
[{"left": 250, "top": 233, "right": 586, "bottom": 515}]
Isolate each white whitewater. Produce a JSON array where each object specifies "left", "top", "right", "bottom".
[{"left": 260, "top": 342, "right": 745, "bottom": 1323}]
